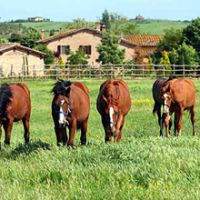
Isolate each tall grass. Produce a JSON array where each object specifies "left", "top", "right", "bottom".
[{"left": 0, "top": 79, "right": 200, "bottom": 199}]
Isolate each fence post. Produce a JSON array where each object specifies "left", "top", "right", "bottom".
[
  {"left": 163, "top": 65, "right": 165, "bottom": 78},
  {"left": 89, "top": 65, "right": 91, "bottom": 79},
  {"left": 33, "top": 65, "right": 36, "bottom": 81},
  {"left": 11, "top": 65, "right": 13, "bottom": 81},
  {"left": 56, "top": 65, "right": 58, "bottom": 80},
  {"left": 111, "top": 64, "right": 113, "bottom": 79},
  {"left": 99, "top": 64, "right": 102, "bottom": 80},
  {"left": 122, "top": 65, "right": 124, "bottom": 80},
  {"left": 173, "top": 64, "right": 175, "bottom": 76},
  {"left": 78, "top": 64, "right": 81, "bottom": 79},
  {"left": 0, "top": 65, "right": 2, "bottom": 82},
  {"left": 131, "top": 64, "right": 133, "bottom": 80},
  {"left": 183, "top": 65, "right": 185, "bottom": 77},
  {"left": 67, "top": 64, "right": 70, "bottom": 80},
  {"left": 142, "top": 65, "right": 144, "bottom": 78}
]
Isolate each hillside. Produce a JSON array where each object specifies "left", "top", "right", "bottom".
[
  {"left": 0, "top": 19, "right": 190, "bottom": 39},
  {"left": 20, "top": 19, "right": 190, "bottom": 35}
]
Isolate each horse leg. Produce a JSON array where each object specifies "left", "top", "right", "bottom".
[
  {"left": 174, "top": 113, "right": 179, "bottom": 136},
  {"left": 62, "top": 128, "right": 68, "bottom": 145},
  {"left": 164, "top": 114, "right": 171, "bottom": 138},
  {"left": 156, "top": 104, "right": 163, "bottom": 136},
  {"left": 177, "top": 110, "right": 184, "bottom": 136},
  {"left": 54, "top": 124, "right": 62, "bottom": 146},
  {"left": 102, "top": 117, "right": 111, "bottom": 142},
  {"left": 115, "top": 117, "right": 125, "bottom": 142},
  {"left": 68, "top": 120, "right": 76, "bottom": 147},
  {"left": 22, "top": 117, "right": 30, "bottom": 144},
  {"left": 80, "top": 117, "right": 88, "bottom": 145},
  {"left": 190, "top": 106, "right": 196, "bottom": 136},
  {"left": 4, "top": 119, "right": 14, "bottom": 145}
]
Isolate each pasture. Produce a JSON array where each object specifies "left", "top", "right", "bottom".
[
  {"left": 19, "top": 19, "right": 189, "bottom": 35},
  {"left": 0, "top": 79, "right": 200, "bottom": 199}
]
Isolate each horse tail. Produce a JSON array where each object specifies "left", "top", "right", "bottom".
[{"left": 153, "top": 102, "right": 157, "bottom": 115}]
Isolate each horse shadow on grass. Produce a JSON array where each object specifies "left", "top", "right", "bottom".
[{"left": 2, "top": 140, "right": 52, "bottom": 160}]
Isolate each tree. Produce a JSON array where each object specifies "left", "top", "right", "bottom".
[
  {"left": 159, "top": 51, "right": 172, "bottom": 75},
  {"left": 183, "top": 18, "right": 200, "bottom": 53},
  {"left": 157, "top": 28, "right": 183, "bottom": 51},
  {"left": 58, "top": 55, "right": 65, "bottom": 68},
  {"left": 169, "top": 43, "right": 198, "bottom": 66},
  {"left": 9, "top": 33, "right": 21, "bottom": 43},
  {"left": 67, "top": 48, "right": 89, "bottom": 65},
  {"left": 33, "top": 44, "right": 54, "bottom": 65},
  {"left": 66, "top": 18, "right": 94, "bottom": 30},
  {"left": 0, "top": 38, "right": 9, "bottom": 43},
  {"left": 117, "top": 22, "right": 140, "bottom": 35},
  {"left": 97, "top": 30, "right": 125, "bottom": 64},
  {"left": 20, "top": 28, "right": 40, "bottom": 48},
  {"left": 101, "top": 10, "right": 111, "bottom": 30}
]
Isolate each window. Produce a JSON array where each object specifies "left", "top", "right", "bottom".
[
  {"left": 79, "top": 45, "right": 91, "bottom": 55},
  {"left": 58, "top": 45, "right": 70, "bottom": 55}
]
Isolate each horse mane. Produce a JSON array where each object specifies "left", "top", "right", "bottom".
[
  {"left": 51, "top": 80, "right": 72, "bottom": 96},
  {"left": 102, "top": 81, "right": 120, "bottom": 105},
  {"left": 0, "top": 83, "right": 12, "bottom": 117}
]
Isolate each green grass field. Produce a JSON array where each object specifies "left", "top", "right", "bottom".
[
  {"left": 0, "top": 78, "right": 200, "bottom": 199},
  {"left": 18, "top": 19, "right": 190, "bottom": 35}
]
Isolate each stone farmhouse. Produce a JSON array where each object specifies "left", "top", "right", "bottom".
[
  {"left": 0, "top": 44, "right": 46, "bottom": 77},
  {"left": 123, "top": 35, "right": 163, "bottom": 63},
  {"left": 36, "top": 22, "right": 163, "bottom": 65}
]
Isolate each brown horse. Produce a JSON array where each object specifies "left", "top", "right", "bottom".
[
  {"left": 51, "top": 80, "right": 90, "bottom": 146},
  {"left": 97, "top": 79, "right": 131, "bottom": 142},
  {"left": 0, "top": 83, "right": 31, "bottom": 148},
  {"left": 152, "top": 76, "right": 178, "bottom": 136},
  {"left": 160, "top": 78, "right": 196, "bottom": 137}
]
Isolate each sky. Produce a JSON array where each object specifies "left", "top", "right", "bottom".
[{"left": 1, "top": 0, "right": 200, "bottom": 22}]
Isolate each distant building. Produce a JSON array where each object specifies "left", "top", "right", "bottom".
[
  {"left": 0, "top": 43, "right": 46, "bottom": 77},
  {"left": 135, "top": 15, "right": 144, "bottom": 20},
  {"left": 28, "top": 16, "right": 44, "bottom": 22}
]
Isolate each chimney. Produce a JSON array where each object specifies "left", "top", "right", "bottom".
[
  {"left": 60, "top": 27, "right": 62, "bottom": 33},
  {"left": 96, "top": 22, "right": 101, "bottom": 31},
  {"left": 102, "top": 25, "right": 106, "bottom": 32},
  {"left": 41, "top": 29, "right": 45, "bottom": 40}
]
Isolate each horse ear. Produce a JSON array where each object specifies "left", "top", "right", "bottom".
[
  {"left": 102, "top": 94, "right": 108, "bottom": 103},
  {"left": 64, "top": 87, "right": 71, "bottom": 97},
  {"left": 166, "top": 86, "right": 170, "bottom": 92}
]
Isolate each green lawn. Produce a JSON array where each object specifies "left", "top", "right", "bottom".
[{"left": 0, "top": 78, "right": 200, "bottom": 199}]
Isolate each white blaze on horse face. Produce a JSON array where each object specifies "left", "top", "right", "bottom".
[
  {"left": 109, "top": 107, "right": 114, "bottom": 128},
  {"left": 163, "top": 93, "right": 169, "bottom": 114},
  {"left": 59, "top": 100, "right": 65, "bottom": 124}
]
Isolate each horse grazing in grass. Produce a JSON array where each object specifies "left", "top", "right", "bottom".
[
  {"left": 0, "top": 83, "right": 31, "bottom": 148},
  {"left": 51, "top": 80, "right": 90, "bottom": 147},
  {"left": 160, "top": 78, "right": 196, "bottom": 137},
  {"left": 97, "top": 80, "right": 131, "bottom": 142},
  {"left": 152, "top": 76, "right": 178, "bottom": 136}
]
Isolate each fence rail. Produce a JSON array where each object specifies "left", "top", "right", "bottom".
[{"left": 0, "top": 64, "right": 199, "bottom": 81}]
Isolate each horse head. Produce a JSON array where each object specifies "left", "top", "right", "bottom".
[
  {"left": 52, "top": 80, "right": 72, "bottom": 127},
  {"left": 102, "top": 94, "right": 119, "bottom": 136},
  {"left": 160, "top": 85, "right": 172, "bottom": 114}
]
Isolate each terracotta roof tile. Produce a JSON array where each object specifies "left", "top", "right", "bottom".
[
  {"left": 0, "top": 43, "right": 47, "bottom": 56},
  {"left": 36, "top": 27, "right": 138, "bottom": 47},
  {"left": 123, "top": 35, "right": 163, "bottom": 46}
]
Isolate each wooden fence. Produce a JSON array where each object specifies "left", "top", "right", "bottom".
[{"left": 0, "top": 64, "right": 199, "bottom": 81}]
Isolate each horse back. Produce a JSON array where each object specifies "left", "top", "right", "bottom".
[
  {"left": 10, "top": 83, "right": 30, "bottom": 99},
  {"left": 72, "top": 82, "right": 89, "bottom": 99},
  {"left": 170, "top": 79, "right": 195, "bottom": 108}
]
